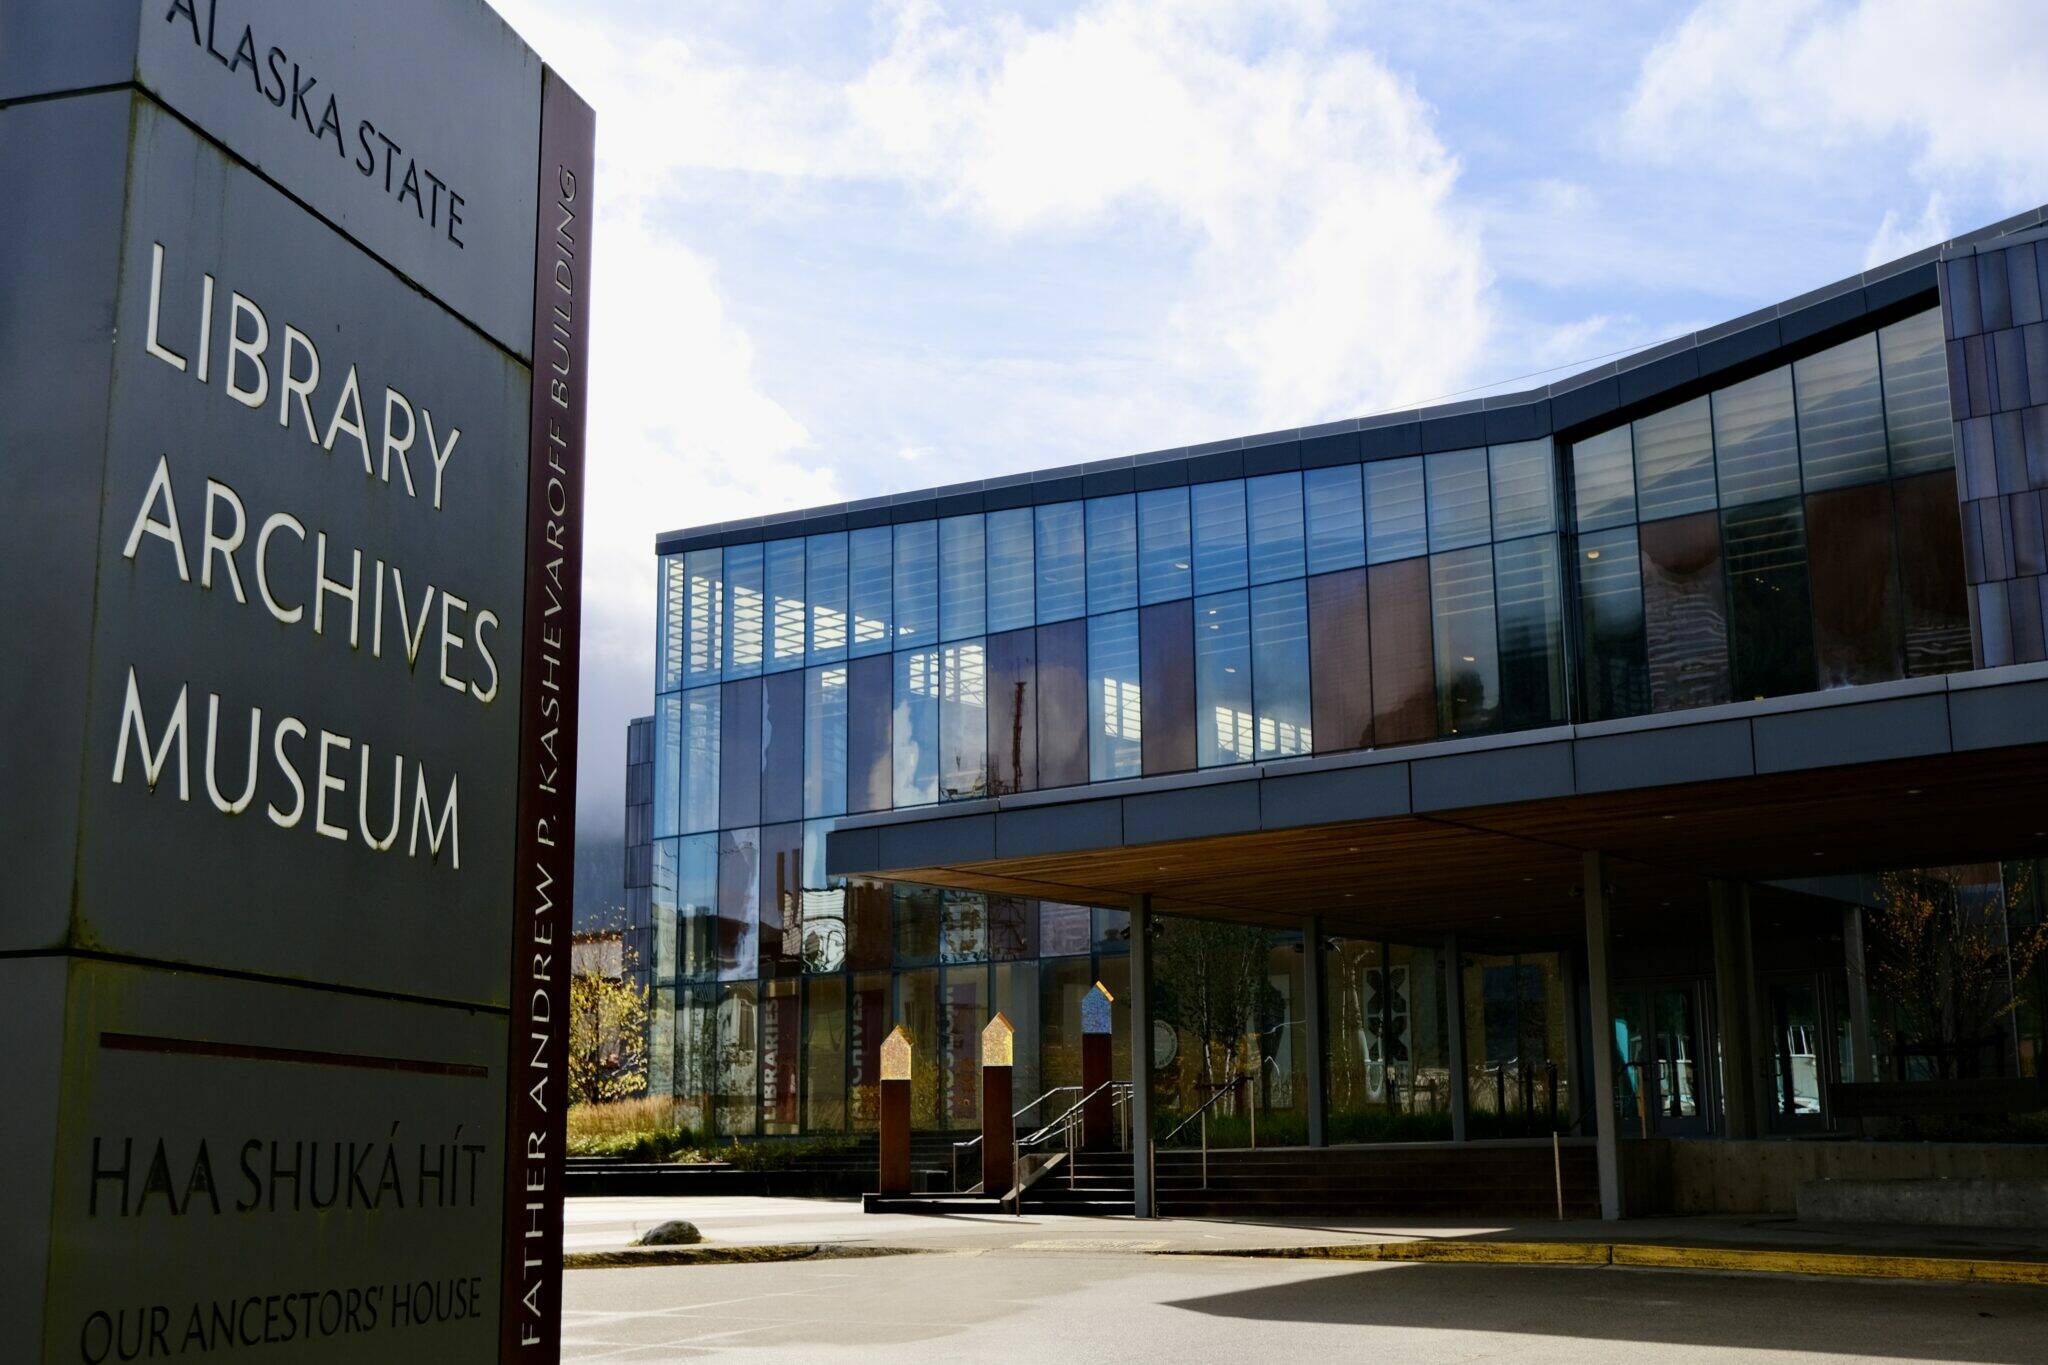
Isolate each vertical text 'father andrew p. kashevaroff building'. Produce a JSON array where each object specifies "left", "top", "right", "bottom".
[{"left": 630, "top": 206, "right": 2048, "bottom": 1217}]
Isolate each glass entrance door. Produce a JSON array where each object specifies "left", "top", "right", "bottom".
[
  {"left": 1613, "top": 982, "right": 1713, "bottom": 1137},
  {"left": 1764, "top": 975, "right": 1830, "bottom": 1131}
]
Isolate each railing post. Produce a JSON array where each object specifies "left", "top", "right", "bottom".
[{"left": 1248, "top": 1076, "right": 1257, "bottom": 1151}]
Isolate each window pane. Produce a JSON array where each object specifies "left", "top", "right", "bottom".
[
  {"left": 723, "top": 541, "right": 765, "bottom": 678},
  {"left": 1251, "top": 579, "right": 1312, "bottom": 758},
  {"left": 1880, "top": 308, "right": 1955, "bottom": 475},
  {"left": 1138, "top": 486, "right": 1193, "bottom": 604},
  {"left": 759, "top": 820, "right": 804, "bottom": 977},
  {"left": 846, "top": 654, "right": 893, "bottom": 813},
  {"left": 988, "top": 898, "right": 1038, "bottom": 963},
  {"left": 994, "top": 959, "right": 1040, "bottom": 1100},
  {"left": 1807, "top": 482, "right": 1904, "bottom": 688},
  {"left": 806, "top": 532, "right": 849, "bottom": 664},
  {"left": 941, "top": 963, "right": 986, "bottom": 1127},
  {"left": 1721, "top": 496, "right": 1815, "bottom": 699},
  {"left": 1035, "top": 619, "right": 1090, "bottom": 788},
  {"left": 1088, "top": 609, "right": 1143, "bottom": 779},
  {"left": 1713, "top": 366, "right": 1800, "bottom": 506},
  {"left": 942, "top": 891, "right": 987, "bottom": 965},
  {"left": 939, "top": 640, "right": 988, "bottom": 801},
  {"left": 847, "top": 884, "right": 891, "bottom": 974},
  {"left": 1246, "top": 472, "right": 1306, "bottom": 585},
  {"left": 799, "top": 819, "right": 847, "bottom": 973},
  {"left": 894, "top": 886, "right": 941, "bottom": 967},
  {"left": 1575, "top": 527, "right": 1648, "bottom": 721},
  {"left": 893, "top": 647, "right": 940, "bottom": 806},
  {"left": 684, "top": 548, "right": 724, "bottom": 687},
  {"left": 893, "top": 521, "right": 938, "bottom": 647},
  {"left": 1634, "top": 397, "right": 1717, "bottom": 520},
  {"left": 714, "top": 981, "right": 757, "bottom": 1135},
  {"left": 985, "top": 628, "right": 1037, "bottom": 795},
  {"left": 1366, "top": 457, "right": 1427, "bottom": 563},
  {"left": 717, "top": 827, "right": 759, "bottom": 981},
  {"left": 1191, "top": 480, "right": 1249, "bottom": 594},
  {"left": 1307, "top": 568, "right": 1372, "bottom": 753},
  {"left": 1304, "top": 465, "right": 1366, "bottom": 574},
  {"left": 894, "top": 965, "right": 941, "bottom": 1128},
  {"left": 719, "top": 676, "right": 762, "bottom": 829},
  {"left": 939, "top": 514, "right": 986, "bottom": 642},
  {"left": 1796, "top": 334, "right": 1888, "bottom": 491},
  {"left": 1893, "top": 469, "right": 1972, "bottom": 677},
  {"left": 675, "top": 832, "right": 718, "bottom": 981},
  {"left": 1086, "top": 494, "right": 1138, "bottom": 613},
  {"left": 803, "top": 664, "right": 848, "bottom": 818},
  {"left": 1195, "top": 589, "right": 1253, "bottom": 767},
  {"left": 658, "top": 553, "right": 684, "bottom": 692},
  {"left": 1426, "top": 448, "right": 1491, "bottom": 552},
  {"left": 1571, "top": 425, "right": 1635, "bottom": 531},
  {"left": 1035, "top": 502, "right": 1086, "bottom": 622},
  {"left": 1494, "top": 535, "right": 1567, "bottom": 730},
  {"left": 678, "top": 684, "right": 721, "bottom": 833},
  {"left": 986, "top": 507, "right": 1036, "bottom": 633},
  {"left": 848, "top": 526, "right": 892, "bottom": 657},
  {"left": 805, "top": 976, "right": 847, "bottom": 1131},
  {"left": 1489, "top": 438, "right": 1557, "bottom": 540},
  {"left": 848, "top": 970, "right": 890, "bottom": 1126},
  {"left": 761, "top": 669, "right": 805, "bottom": 823},
  {"left": 1139, "top": 599, "right": 1196, "bottom": 774},
  {"left": 762, "top": 977, "right": 801, "bottom": 1135},
  {"left": 765, "top": 538, "right": 806, "bottom": 672},
  {"left": 1638, "top": 511, "right": 1731, "bottom": 712},
  {"left": 1431, "top": 546, "right": 1499, "bottom": 737},
  {"left": 652, "top": 694, "right": 681, "bottom": 838},
  {"left": 1367, "top": 558, "right": 1434, "bottom": 744}
]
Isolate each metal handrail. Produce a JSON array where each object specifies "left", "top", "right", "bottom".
[
  {"left": 1160, "top": 1072, "right": 1258, "bottom": 1192},
  {"left": 1008, "top": 1079, "right": 1131, "bottom": 1215},
  {"left": 1019, "top": 1080, "right": 1127, "bottom": 1150},
  {"left": 1159, "top": 1073, "right": 1253, "bottom": 1146},
  {"left": 950, "top": 1085, "right": 1082, "bottom": 1190}
]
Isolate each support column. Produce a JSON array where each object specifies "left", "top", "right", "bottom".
[
  {"left": 1843, "top": 904, "right": 1874, "bottom": 1085},
  {"left": 1130, "top": 896, "right": 1156, "bottom": 1218},
  {"left": 1711, "top": 880, "right": 1764, "bottom": 1138},
  {"left": 1444, "top": 932, "right": 1469, "bottom": 1143},
  {"left": 1303, "top": 916, "right": 1327, "bottom": 1148},
  {"left": 1583, "top": 852, "right": 1622, "bottom": 1221}
]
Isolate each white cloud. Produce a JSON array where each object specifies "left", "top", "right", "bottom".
[
  {"left": 1623, "top": 0, "right": 2048, "bottom": 196},
  {"left": 1863, "top": 192, "right": 1954, "bottom": 269}
]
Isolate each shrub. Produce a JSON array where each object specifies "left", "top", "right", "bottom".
[{"left": 567, "top": 1097, "right": 699, "bottom": 1160}]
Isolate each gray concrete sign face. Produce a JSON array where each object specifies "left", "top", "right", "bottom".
[{"left": 0, "top": 3, "right": 586, "bottom": 1360}]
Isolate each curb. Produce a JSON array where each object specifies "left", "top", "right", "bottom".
[
  {"left": 565, "top": 1243, "right": 926, "bottom": 1270},
  {"left": 1157, "top": 1240, "right": 2048, "bottom": 1285}
]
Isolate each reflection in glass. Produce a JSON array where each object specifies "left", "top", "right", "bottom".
[
  {"left": 805, "top": 976, "right": 847, "bottom": 1130},
  {"left": 723, "top": 541, "right": 765, "bottom": 678},
  {"left": 1426, "top": 447, "right": 1491, "bottom": 552},
  {"left": 1368, "top": 557, "right": 1435, "bottom": 745},
  {"left": 845, "top": 654, "right": 893, "bottom": 813},
  {"left": 1633, "top": 397, "right": 1716, "bottom": 520},
  {"left": 1246, "top": 472, "right": 1306, "bottom": 585},
  {"left": 806, "top": 531, "right": 848, "bottom": 664},
  {"left": 987, "top": 897, "right": 1037, "bottom": 962},
  {"left": 1430, "top": 546, "right": 1499, "bottom": 736},
  {"left": 1722, "top": 496, "right": 1816, "bottom": 699},
  {"left": 1139, "top": 600, "right": 1196, "bottom": 774},
  {"left": 1085, "top": 495, "right": 1138, "bottom": 613},
  {"left": 715, "top": 982, "right": 758, "bottom": 1136},
  {"left": 1879, "top": 308, "right": 1955, "bottom": 475},
  {"left": 892, "top": 647, "right": 940, "bottom": 807},
  {"left": 1251, "top": 580, "right": 1312, "bottom": 758},
  {"left": 1807, "top": 482, "right": 1903, "bottom": 687},
  {"left": 939, "top": 514, "right": 986, "bottom": 641},
  {"left": 658, "top": 552, "right": 684, "bottom": 692},
  {"left": 986, "top": 507, "right": 1036, "bottom": 633},
  {"left": 894, "top": 885, "right": 941, "bottom": 967},
  {"left": 993, "top": 960, "right": 1041, "bottom": 1104},
  {"left": 1366, "top": 457, "right": 1427, "bottom": 563},
  {"left": 1087, "top": 610, "right": 1143, "bottom": 779},
  {"left": 766, "top": 538, "right": 806, "bottom": 673},
  {"left": 1035, "top": 502, "right": 1086, "bottom": 623},
  {"left": 893, "top": 521, "right": 938, "bottom": 647},
  {"left": 942, "top": 967, "right": 986, "bottom": 1127},
  {"left": 1713, "top": 365, "right": 1800, "bottom": 506},
  {"left": 1493, "top": 535, "right": 1566, "bottom": 730},
  {"left": 762, "top": 977, "right": 800, "bottom": 1133},
  {"left": 1138, "top": 486, "right": 1193, "bottom": 605},
  {"left": 942, "top": 890, "right": 987, "bottom": 963},
  {"left": 652, "top": 693, "right": 680, "bottom": 838},
  {"left": 1488, "top": 438, "right": 1557, "bottom": 540},
  {"left": 683, "top": 547, "right": 724, "bottom": 687},
  {"left": 985, "top": 628, "right": 1038, "bottom": 795},
  {"left": 716, "top": 827, "right": 759, "bottom": 981},
  {"left": 1893, "top": 470, "right": 1973, "bottom": 676},
  {"left": 803, "top": 665, "right": 847, "bottom": 819},
  {"left": 848, "top": 526, "right": 892, "bottom": 657},
  {"left": 1571, "top": 426, "right": 1635, "bottom": 531},
  {"left": 1304, "top": 464, "right": 1366, "bottom": 574},
  {"left": 895, "top": 967, "right": 942, "bottom": 1128},
  {"left": 758, "top": 820, "right": 803, "bottom": 976},
  {"left": 761, "top": 670, "right": 805, "bottom": 824},
  {"left": 678, "top": 685, "right": 721, "bottom": 833},
  {"left": 849, "top": 971, "right": 891, "bottom": 1129},
  {"left": 939, "top": 640, "right": 988, "bottom": 801},
  {"left": 798, "top": 819, "right": 846, "bottom": 972},
  {"left": 1574, "top": 527, "right": 1649, "bottom": 721},
  {"left": 1308, "top": 568, "right": 1373, "bottom": 753},
  {"left": 1796, "top": 333, "right": 1888, "bottom": 491},
  {"left": 718, "top": 676, "right": 761, "bottom": 829},
  {"left": 1194, "top": 590, "right": 1253, "bottom": 767},
  {"left": 1191, "top": 480, "right": 1249, "bottom": 594},
  {"left": 1035, "top": 619, "right": 1090, "bottom": 788},
  {"left": 676, "top": 832, "right": 718, "bottom": 981},
  {"left": 1638, "top": 512, "right": 1730, "bottom": 711}
]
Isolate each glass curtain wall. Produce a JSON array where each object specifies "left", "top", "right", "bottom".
[{"left": 1325, "top": 938, "right": 1455, "bottom": 1141}]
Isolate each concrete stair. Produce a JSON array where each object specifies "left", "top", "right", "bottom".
[{"left": 1152, "top": 1141, "right": 1600, "bottom": 1220}]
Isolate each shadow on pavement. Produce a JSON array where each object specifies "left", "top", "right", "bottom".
[{"left": 1164, "top": 1261, "right": 2048, "bottom": 1361}]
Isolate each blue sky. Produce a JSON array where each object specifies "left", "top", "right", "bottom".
[{"left": 491, "top": 0, "right": 2048, "bottom": 850}]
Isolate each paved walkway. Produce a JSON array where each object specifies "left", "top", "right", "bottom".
[{"left": 565, "top": 1194, "right": 2048, "bottom": 1267}]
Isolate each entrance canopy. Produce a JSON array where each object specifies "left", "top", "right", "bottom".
[{"left": 827, "top": 666, "right": 2048, "bottom": 947}]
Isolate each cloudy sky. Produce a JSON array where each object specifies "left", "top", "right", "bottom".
[{"left": 490, "top": 0, "right": 2048, "bottom": 863}]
